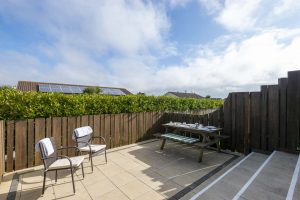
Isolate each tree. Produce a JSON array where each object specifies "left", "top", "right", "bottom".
[
  {"left": 83, "top": 87, "right": 102, "bottom": 94},
  {"left": 0, "top": 85, "right": 13, "bottom": 90},
  {"left": 205, "top": 95, "right": 211, "bottom": 98}
]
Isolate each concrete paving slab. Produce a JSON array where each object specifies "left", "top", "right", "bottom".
[{"left": 241, "top": 151, "right": 298, "bottom": 200}]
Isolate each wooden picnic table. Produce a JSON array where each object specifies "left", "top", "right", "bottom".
[{"left": 157, "top": 122, "right": 226, "bottom": 162}]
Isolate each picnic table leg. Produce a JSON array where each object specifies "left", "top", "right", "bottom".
[
  {"left": 216, "top": 139, "right": 221, "bottom": 152},
  {"left": 160, "top": 139, "right": 166, "bottom": 150},
  {"left": 198, "top": 148, "right": 204, "bottom": 162}
]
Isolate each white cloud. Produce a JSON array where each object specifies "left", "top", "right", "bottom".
[
  {"left": 0, "top": 0, "right": 172, "bottom": 89},
  {"left": 273, "top": 0, "right": 300, "bottom": 15},
  {"left": 198, "top": 0, "right": 222, "bottom": 14},
  {"left": 216, "top": 0, "right": 262, "bottom": 32},
  {"left": 124, "top": 29, "right": 300, "bottom": 97},
  {"left": 1, "top": 0, "right": 300, "bottom": 98},
  {"left": 0, "top": 0, "right": 170, "bottom": 56},
  {"left": 167, "top": 0, "right": 192, "bottom": 9},
  {"left": 199, "top": 0, "right": 300, "bottom": 32}
]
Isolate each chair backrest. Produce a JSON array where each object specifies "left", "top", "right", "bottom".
[
  {"left": 37, "top": 137, "right": 57, "bottom": 170},
  {"left": 73, "top": 126, "right": 93, "bottom": 148}
]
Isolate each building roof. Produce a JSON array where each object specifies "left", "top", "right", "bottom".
[
  {"left": 17, "top": 81, "right": 132, "bottom": 95},
  {"left": 164, "top": 91, "right": 203, "bottom": 98}
]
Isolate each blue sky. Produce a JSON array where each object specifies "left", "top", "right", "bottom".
[{"left": 1, "top": 0, "right": 300, "bottom": 97}]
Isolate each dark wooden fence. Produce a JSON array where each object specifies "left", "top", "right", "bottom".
[{"left": 223, "top": 70, "right": 300, "bottom": 154}]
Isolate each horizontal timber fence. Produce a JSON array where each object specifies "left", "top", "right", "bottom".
[
  {"left": 223, "top": 70, "right": 300, "bottom": 154},
  {"left": 1, "top": 110, "right": 221, "bottom": 173}
]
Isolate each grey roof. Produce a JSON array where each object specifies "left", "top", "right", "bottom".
[
  {"left": 164, "top": 91, "right": 203, "bottom": 98},
  {"left": 17, "top": 81, "right": 132, "bottom": 95}
]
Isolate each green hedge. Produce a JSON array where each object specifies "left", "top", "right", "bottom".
[{"left": 0, "top": 88, "right": 223, "bottom": 120}]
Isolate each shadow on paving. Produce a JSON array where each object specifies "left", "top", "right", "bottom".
[{"left": 125, "top": 140, "right": 237, "bottom": 199}]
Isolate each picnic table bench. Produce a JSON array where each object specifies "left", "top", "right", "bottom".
[{"left": 154, "top": 122, "right": 229, "bottom": 162}]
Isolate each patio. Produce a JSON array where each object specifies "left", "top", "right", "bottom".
[{"left": 0, "top": 139, "right": 238, "bottom": 200}]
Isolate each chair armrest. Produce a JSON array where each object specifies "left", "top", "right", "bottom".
[
  {"left": 57, "top": 146, "right": 83, "bottom": 155},
  {"left": 91, "top": 136, "right": 106, "bottom": 144},
  {"left": 41, "top": 156, "right": 55, "bottom": 160},
  {"left": 57, "top": 155, "right": 73, "bottom": 168}
]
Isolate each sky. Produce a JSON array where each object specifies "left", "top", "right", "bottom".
[{"left": 1, "top": 0, "right": 300, "bottom": 98}]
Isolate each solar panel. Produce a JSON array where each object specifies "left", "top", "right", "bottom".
[
  {"left": 60, "top": 86, "right": 73, "bottom": 94},
  {"left": 101, "top": 88, "right": 125, "bottom": 95},
  {"left": 50, "top": 84, "right": 63, "bottom": 92},
  {"left": 72, "top": 86, "right": 84, "bottom": 93},
  {"left": 38, "top": 84, "right": 125, "bottom": 95},
  {"left": 38, "top": 84, "right": 52, "bottom": 92}
]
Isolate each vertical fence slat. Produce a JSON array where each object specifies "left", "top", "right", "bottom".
[
  {"left": 138, "top": 113, "right": 144, "bottom": 142},
  {"left": 223, "top": 94, "right": 232, "bottom": 149},
  {"left": 15, "top": 120, "right": 27, "bottom": 170},
  {"left": 260, "top": 85, "right": 268, "bottom": 151},
  {"left": 35, "top": 118, "right": 45, "bottom": 166},
  {"left": 279, "top": 78, "right": 288, "bottom": 149},
  {"left": 52, "top": 117, "right": 62, "bottom": 149},
  {"left": 231, "top": 93, "right": 237, "bottom": 152},
  {"left": 27, "top": 119, "right": 35, "bottom": 168},
  {"left": 250, "top": 92, "right": 261, "bottom": 151},
  {"left": 119, "top": 114, "right": 124, "bottom": 146},
  {"left": 287, "top": 71, "right": 300, "bottom": 150},
  {"left": 114, "top": 114, "right": 120, "bottom": 147},
  {"left": 131, "top": 113, "right": 137, "bottom": 143},
  {"left": 46, "top": 118, "right": 52, "bottom": 138},
  {"left": 93, "top": 115, "right": 101, "bottom": 144},
  {"left": 123, "top": 114, "right": 129, "bottom": 145},
  {"left": 110, "top": 115, "right": 115, "bottom": 148},
  {"left": 81, "top": 115, "right": 88, "bottom": 126},
  {"left": 268, "top": 85, "right": 279, "bottom": 151},
  {"left": 244, "top": 93, "right": 250, "bottom": 154},
  {"left": 67, "top": 117, "right": 76, "bottom": 156},
  {"left": 62, "top": 117, "right": 68, "bottom": 155},
  {"left": 104, "top": 114, "right": 111, "bottom": 149},
  {"left": 89, "top": 115, "right": 94, "bottom": 131},
  {"left": 6, "top": 121, "right": 14, "bottom": 172}
]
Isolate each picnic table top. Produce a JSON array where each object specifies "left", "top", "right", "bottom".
[{"left": 162, "top": 122, "right": 222, "bottom": 134}]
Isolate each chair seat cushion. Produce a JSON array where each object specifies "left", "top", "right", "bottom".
[
  {"left": 49, "top": 156, "right": 84, "bottom": 170},
  {"left": 79, "top": 144, "right": 106, "bottom": 152}
]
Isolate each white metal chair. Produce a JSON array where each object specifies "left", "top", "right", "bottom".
[
  {"left": 73, "top": 126, "right": 107, "bottom": 171},
  {"left": 36, "top": 137, "right": 85, "bottom": 194}
]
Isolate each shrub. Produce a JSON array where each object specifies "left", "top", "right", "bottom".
[
  {"left": 0, "top": 88, "right": 223, "bottom": 120},
  {"left": 83, "top": 86, "right": 102, "bottom": 94}
]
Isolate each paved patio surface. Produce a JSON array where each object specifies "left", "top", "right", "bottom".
[{"left": 0, "top": 139, "right": 238, "bottom": 200}]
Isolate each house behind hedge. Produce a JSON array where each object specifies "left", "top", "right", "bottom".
[
  {"left": 17, "top": 81, "right": 132, "bottom": 96},
  {"left": 164, "top": 91, "right": 203, "bottom": 99}
]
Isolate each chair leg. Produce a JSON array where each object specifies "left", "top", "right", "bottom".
[
  {"left": 55, "top": 170, "right": 58, "bottom": 183},
  {"left": 198, "top": 148, "right": 204, "bottom": 162},
  {"left": 81, "top": 163, "right": 85, "bottom": 178},
  {"left": 90, "top": 153, "right": 94, "bottom": 172},
  {"left": 42, "top": 171, "right": 47, "bottom": 195},
  {"left": 70, "top": 168, "right": 75, "bottom": 193},
  {"left": 105, "top": 149, "right": 107, "bottom": 163}
]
